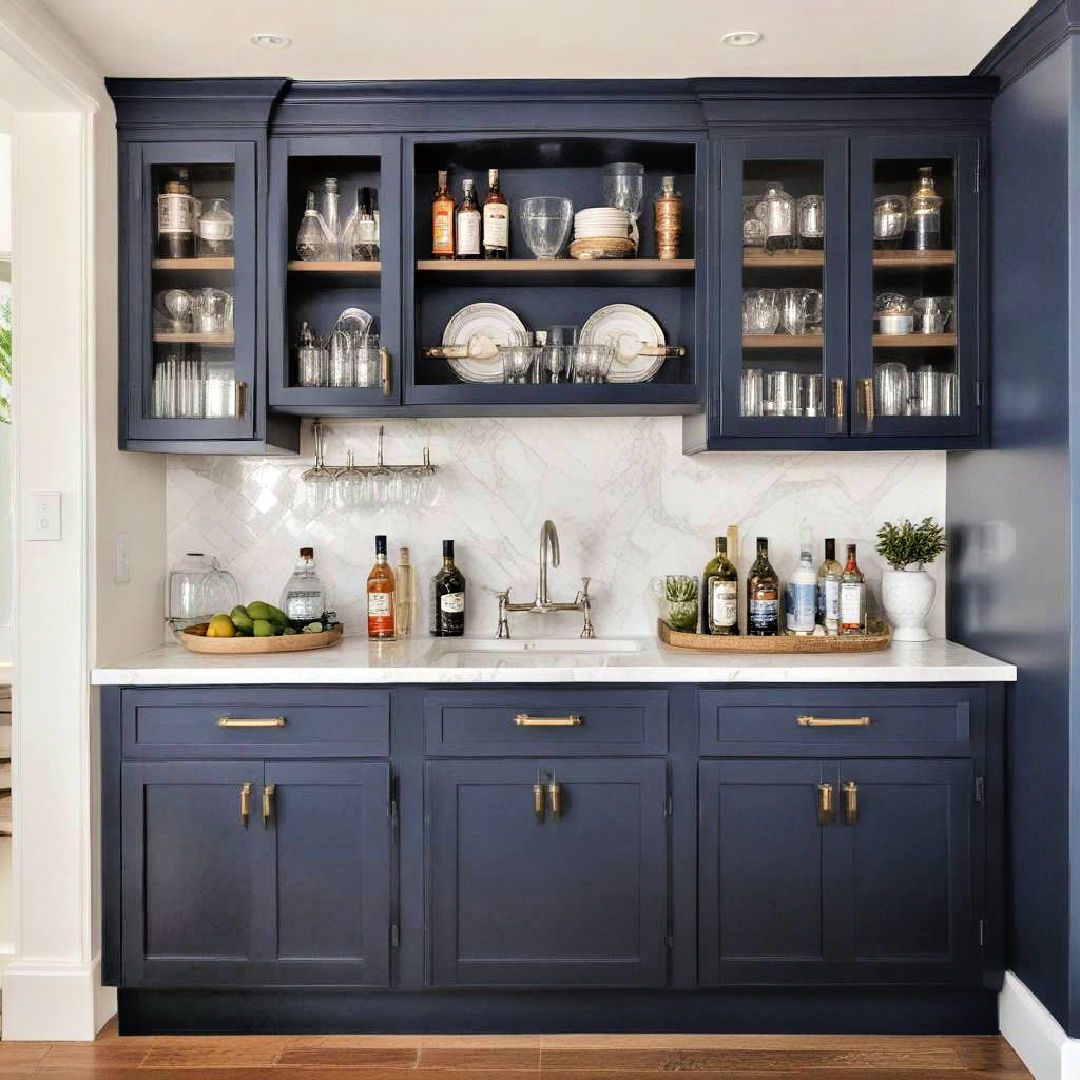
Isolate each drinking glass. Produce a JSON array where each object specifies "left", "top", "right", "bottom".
[
  {"left": 329, "top": 329, "right": 356, "bottom": 386},
  {"left": 742, "top": 289, "right": 780, "bottom": 334},
  {"left": 913, "top": 296, "right": 954, "bottom": 334},
  {"left": 499, "top": 345, "right": 540, "bottom": 384},
  {"left": 796, "top": 195, "right": 825, "bottom": 248},
  {"left": 335, "top": 451, "right": 370, "bottom": 511},
  {"left": 765, "top": 370, "right": 799, "bottom": 417},
  {"left": 742, "top": 196, "right": 766, "bottom": 248},
  {"left": 571, "top": 344, "right": 615, "bottom": 384},
  {"left": 368, "top": 462, "right": 391, "bottom": 506},
  {"left": 740, "top": 367, "right": 764, "bottom": 417},
  {"left": 354, "top": 336, "right": 381, "bottom": 388},
  {"left": 162, "top": 288, "right": 193, "bottom": 332},
  {"left": 520, "top": 197, "right": 573, "bottom": 259},
  {"left": 911, "top": 365, "right": 942, "bottom": 417},
  {"left": 542, "top": 345, "right": 575, "bottom": 384},
  {"left": 874, "top": 362, "right": 909, "bottom": 417},
  {"left": 803, "top": 373, "right": 825, "bottom": 417},
  {"left": 779, "top": 288, "right": 823, "bottom": 335},
  {"left": 302, "top": 464, "right": 337, "bottom": 516},
  {"left": 191, "top": 288, "right": 232, "bottom": 335},
  {"left": 940, "top": 372, "right": 960, "bottom": 416},
  {"left": 601, "top": 162, "right": 645, "bottom": 247}
]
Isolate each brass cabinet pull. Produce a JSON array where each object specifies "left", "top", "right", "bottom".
[
  {"left": 843, "top": 780, "right": 858, "bottom": 826},
  {"left": 796, "top": 715, "right": 872, "bottom": 727},
  {"left": 514, "top": 714, "right": 582, "bottom": 727},
  {"left": 217, "top": 716, "right": 286, "bottom": 728},
  {"left": 533, "top": 771, "right": 545, "bottom": 824},
  {"left": 548, "top": 774, "right": 562, "bottom": 818},
  {"left": 856, "top": 377, "right": 874, "bottom": 431},
  {"left": 381, "top": 347, "right": 391, "bottom": 396},
  {"left": 262, "top": 784, "right": 276, "bottom": 827},
  {"left": 816, "top": 783, "right": 835, "bottom": 826},
  {"left": 239, "top": 782, "right": 252, "bottom": 827},
  {"left": 831, "top": 377, "right": 845, "bottom": 425}
]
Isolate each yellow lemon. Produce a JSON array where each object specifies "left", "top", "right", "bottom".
[{"left": 207, "top": 613, "right": 235, "bottom": 638}]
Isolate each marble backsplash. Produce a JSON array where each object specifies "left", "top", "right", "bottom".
[{"left": 167, "top": 418, "right": 947, "bottom": 640}]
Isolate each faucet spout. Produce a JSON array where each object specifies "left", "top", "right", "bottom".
[{"left": 538, "top": 519, "right": 560, "bottom": 606}]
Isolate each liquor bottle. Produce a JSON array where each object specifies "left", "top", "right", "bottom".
[
  {"left": 367, "top": 535, "right": 396, "bottom": 640},
  {"left": 430, "top": 540, "right": 466, "bottom": 637},
  {"left": 482, "top": 168, "right": 509, "bottom": 259},
  {"left": 816, "top": 538, "right": 843, "bottom": 634},
  {"left": 839, "top": 543, "right": 867, "bottom": 636},
  {"left": 296, "top": 189, "right": 328, "bottom": 261},
  {"left": 395, "top": 546, "right": 414, "bottom": 638},
  {"left": 343, "top": 186, "right": 378, "bottom": 262},
  {"left": 654, "top": 175, "right": 682, "bottom": 260},
  {"left": 196, "top": 196, "right": 234, "bottom": 258},
  {"left": 701, "top": 536, "right": 739, "bottom": 635},
  {"left": 905, "top": 166, "right": 943, "bottom": 252},
  {"left": 785, "top": 539, "right": 817, "bottom": 636},
  {"left": 279, "top": 546, "right": 326, "bottom": 624},
  {"left": 156, "top": 167, "right": 195, "bottom": 259},
  {"left": 456, "top": 178, "right": 481, "bottom": 259},
  {"left": 746, "top": 537, "right": 780, "bottom": 637},
  {"left": 370, "top": 188, "right": 381, "bottom": 257},
  {"left": 432, "top": 170, "right": 455, "bottom": 258}
]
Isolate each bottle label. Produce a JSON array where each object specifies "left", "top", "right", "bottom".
[
  {"left": 285, "top": 590, "right": 322, "bottom": 619},
  {"left": 840, "top": 582, "right": 863, "bottom": 624},
  {"left": 198, "top": 216, "right": 233, "bottom": 241},
  {"left": 710, "top": 580, "right": 738, "bottom": 628},
  {"left": 483, "top": 204, "right": 509, "bottom": 249},
  {"left": 458, "top": 210, "right": 481, "bottom": 255},
  {"left": 785, "top": 582, "right": 816, "bottom": 633},
  {"left": 358, "top": 217, "right": 377, "bottom": 244},
  {"left": 368, "top": 593, "right": 392, "bottom": 616},
  {"left": 440, "top": 592, "right": 465, "bottom": 614},
  {"left": 748, "top": 589, "right": 779, "bottom": 633},
  {"left": 158, "top": 193, "right": 194, "bottom": 235},
  {"left": 825, "top": 579, "right": 840, "bottom": 621},
  {"left": 433, "top": 209, "right": 453, "bottom": 253}
]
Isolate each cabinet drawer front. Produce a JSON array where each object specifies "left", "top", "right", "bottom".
[
  {"left": 698, "top": 687, "right": 980, "bottom": 756},
  {"left": 424, "top": 689, "right": 668, "bottom": 756},
  {"left": 122, "top": 688, "right": 390, "bottom": 758}
]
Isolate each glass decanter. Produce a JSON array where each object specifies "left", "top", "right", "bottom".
[
  {"left": 296, "top": 190, "right": 328, "bottom": 261},
  {"left": 319, "top": 177, "right": 342, "bottom": 260},
  {"left": 905, "top": 166, "right": 943, "bottom": 251},
  {"left": 196, "top": 195, "right": 234, "bottom": 257}
]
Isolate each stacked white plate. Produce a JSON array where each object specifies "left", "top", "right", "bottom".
[{"left": 573, "top": 207, "right": 631, "bottom": 239}]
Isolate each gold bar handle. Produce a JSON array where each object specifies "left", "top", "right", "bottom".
[
  {"left": 843, "top": 780, "right": 858, "bottom": 826},
  {"left": 533, "top": 772, "right": 545, "bottom": 825},
  {"left": 239, "top": 782, "right": 252, "bottom": 827},
  {"left": 857, "top": 377, "right": 874, "bottom": 432},
  {"left": 796, "top": 715, "right": 872, "bottom": 727},
  {"left": 831, "top": 377, "right": 845, "bottom": 427},
  {"left": 817, "top": 782, "right": 835, "bottom": 826},
  {"left": 514, "top": 714, "right": 582, "bottom": 727},
  {"left": 381, "top": 347, "right": 391, "bottom": 396},
  {"left": 217, "top": 716, "right": 286, "bottom": 728},
  {"left": 262, "top": 783, "right": 275, "bottom": 827},
  {"left": 548, "top": 775, "right": 562, "bottom": 818}
]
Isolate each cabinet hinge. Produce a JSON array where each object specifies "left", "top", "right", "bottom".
[
  {"left": 975, "top": 160, "right": 983, "bottom": 194},
  {"left": 976, "top": 381, "right": 984, "bottom": 408},
  {"left": 388, "top": 776, "right": 399, "bottom": 825},
  {"left": 975, "top": 776, "right": 985, "bottom": 804},
  {"left": 662, "top": 794, "right": 673, "bottom": 818},
  {"left": 665, "top": 922, "right": 674, "bottom": 949},
  {"left": 391, "top": 923, "right": 400, "bottom": 949},
  {"left": 978, "top": 919, "right": 985, "bottom": 947}
]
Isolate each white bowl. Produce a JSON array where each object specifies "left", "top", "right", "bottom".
[{"left": 574, "top": 225, "right": 631, "bottom": 238}]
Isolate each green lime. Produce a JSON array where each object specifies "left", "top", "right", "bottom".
[
  {"left": 252, "top": 618, "right": 274, "bottom": 637},
  {"left": 247, "top": 601, "right": 272, "bottom": 621}
]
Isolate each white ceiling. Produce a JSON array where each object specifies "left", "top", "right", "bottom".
[{"left": 42, "top": 0, "right": 1031, "bottom": 81}]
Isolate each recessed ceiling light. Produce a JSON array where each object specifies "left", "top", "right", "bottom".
[
  {"left": 721, "top": 30, "right": 763, "bottom": 47},
  {"left": 250, "top": 33, "right": 291, "bottom": 49}
]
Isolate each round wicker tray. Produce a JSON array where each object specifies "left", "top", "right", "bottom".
[
  {"left": 177, "top": 627, "right": 344, "bottom": 655},
  {"left": 657, "top": 618, "right": 891, "bottom": 653}
]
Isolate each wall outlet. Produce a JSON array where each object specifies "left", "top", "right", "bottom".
[
  {"left": 114, "top": 532, "right": 131, "bottom": 584},
  {"left": 23, "top": 492, "right": 61, "bottom": 541}
]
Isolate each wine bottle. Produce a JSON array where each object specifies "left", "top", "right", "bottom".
[
  {"left": 816, "top": 538, "right": 843, "bottom": 635},
  {"left": 747, "top": 537, "right": 780, "bottom": 637},
  {"left": 430, "top": 540, "right": 466, "bottom": 637},
  {"left": 701, "top": 536, "right": 739, "bottom": 635},
  {"left": 839, "top": 543, "right": 867, "bottom": 636},
  {"left": 456, "top": 178, "right": 481, "bottom": 259},
  {"left": 785, "top": 539, "right": 817, "bottom": 636},
  {"left": 367, "top": 535, "right": 396, "bottom": 641}
]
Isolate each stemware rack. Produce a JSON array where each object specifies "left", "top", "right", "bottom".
[{"left": 302, "top": 420, "right": 439, "bottom": 484}]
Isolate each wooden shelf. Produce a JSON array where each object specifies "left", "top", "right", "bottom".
[
  {"left": 153, "top": 332, "right": 235, "bottom": 347},
  {"left": 743, "top": 250, "right": 823, "bottom": 268},
  {"left": 416, "top": 258, "right": 694, "bottom": 273},
  {"left": 874, "top": 333, "right": 957, "bottom": 347},
  {"left": 287, "top": 261, "right": 380, "bottom": 273},
  {"left": 151, "top": 257, "right": 234, "bottom": 271},
  {"left": 741, "top": 250, "right": 955, "bottom": 269},
  {"left": 743, "top": 334, "right": 824, "bottom": 349}
]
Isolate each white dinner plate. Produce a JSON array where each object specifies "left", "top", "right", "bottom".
[
  {"left": 580, "top": 304, "right": 667, "bottom": 383},
  {"left": 441, "top": 303, "right": 528, "bottom": 383}
]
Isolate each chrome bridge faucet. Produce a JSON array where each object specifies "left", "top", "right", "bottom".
[{"left": 495, "top": 519, "right": 595, "bottom": 639}]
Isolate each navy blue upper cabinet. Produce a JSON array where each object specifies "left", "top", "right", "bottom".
[
  {"left": 426, "top": 758, "right": 669, "bottom": 987},
  {"left": 268, "top": 135, "right": 404, "bottom": 415}
]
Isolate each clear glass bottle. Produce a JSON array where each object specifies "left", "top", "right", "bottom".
[
  {"left": 430, "top": 540, "right": 467, "bottom": 637},
  {"left": 816, "top": 537, "right": 843, "bottom": 634},
  {"left": 482, "top": 169, "right": 509, "bottom": 259},
  {"left": 701, "top": 536, "right": 738, "bottom": 636},
  {"left": 196, "top": 195, "right": 234, "bottom": 257},
  {"left": 279, "top": 546, "right": 327, "bottom": 623},
  {"left": 296, "top": 190, "right": 327, "bottom": 261},
  {"left": 785, "top": 539, "right": 817, "bottom": 635},
  {"left": 456, "top": 178, "right": 481, "bottom": 259},
  {"left": 319, "top": 177, "right": 342, "bottom": 260},
  {"left": 367, "top": 535, "right": 396, "bottom": 640},
  {"left": 905, "top": 166, "right": 943, "bottom": 251},
  {"left": 747, "top": 537, "right": 780, "bottom": 637},
  {"left": 839, "top": 542, "right": 868, "bottom": 636}
]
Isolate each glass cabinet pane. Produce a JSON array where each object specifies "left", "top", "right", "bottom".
[
  {"left": 867, "top": 157, "right": 959, "bottom": 423},
  {"left": 149, "top": 162, "right": 243, "bottom": 422},
  {"left": 740, "top": 158, "right": 828, "bottom": 422}
]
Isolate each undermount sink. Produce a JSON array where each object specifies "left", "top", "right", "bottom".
[{"left": 430, "top": 637, "right": 644, "bottom": 668}]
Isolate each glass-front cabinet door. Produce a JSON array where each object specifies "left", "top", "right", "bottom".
[
  {"left": 125, "top": 141, "right": 257, "bottom": 443},
  {"left": 849, "top": 136, "right": 981, "bottom": 439},
  {"left": 719, "top": 137, "right": 848, "bottom": 440},
  {"left": 267, "top": 135, "right": 402, "bottom": 413}
]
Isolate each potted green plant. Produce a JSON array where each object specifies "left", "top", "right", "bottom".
[{"left": 874, "top": 517, "right": 945, "bottom": 641}]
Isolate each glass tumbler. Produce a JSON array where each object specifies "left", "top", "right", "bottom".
[
  {"left": 742, "top": 289, "right": 780, "bottom": 334},
  {"left": 354, "top": 336, "right": 382, "bottom": 388},
  {"left": 765, "top": 370, "right": 799, "bottom": 417},
  {"left": 520, "top": 197, "right": 573, "bottom": 259},
  {"left": 571, "top": 344, "right": 615, "bottom": 384},
  {"left": 803, "top": 373, "right": 825, "bottom": 417},
  {"left": 542, "top": 345, "right": 575, "bottom": 384},
  {"left": 740, "top": 367, "right": 764, "bottom": 417},
  {"left": 779, "top": 288, "right": 823, "bottom": 335},
  {"left": 797, "top": 195, "right": 825, "bottom": 249},
  {"left": 874, "top": 362, "right": 910, "bottom": 417},
  {"left": 499, "top": 345, "right": 541, "bottom": 384},
  {"left": 911, "top": 365, "right": 943, "bottom": 416}
]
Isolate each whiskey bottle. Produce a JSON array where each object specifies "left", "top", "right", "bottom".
[
  {"left": 482, "top": 168, "right": 509, "bottom": 259},
  {"left": 701, "top": 536, "right": 739, "bottom": 635},
  {"left": 839, "top": 543, "right": 867, "bottom": 636},
  {"left": 430, "top": 540, "right": 466, "bottom": 637},
  {"left": 747, "top": 537, "right": 780, "bottom": 636},
  {"left": 432, "top": 170, "right": 455, "bottom": 259},
  {"left": 156, "top": 167, "right": 195, "bottom": 259},
  {"left": 366, "top": 535, "right": 397, "bottom": 641},
  {"left": 816, "top": 537, "right": 843, "bottom": 634},
  {"left": 456, "top": 178, "right": 481, "bottom": 259}
]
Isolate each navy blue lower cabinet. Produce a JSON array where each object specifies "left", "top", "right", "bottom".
[
  {"left": 699, "top": 758, "right": 979, "bottom": 987},
  {"left": 426, "top": 758, "right": 669, "bottom": 988}
]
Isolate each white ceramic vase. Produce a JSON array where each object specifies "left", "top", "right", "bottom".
[{"left": 881, "top": 565, "right": 936, "bottom": 642}]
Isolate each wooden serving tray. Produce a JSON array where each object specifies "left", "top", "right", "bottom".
[
  {"left": 177, "top": 627, "right": 344, "bottom": 655},
  {"left": 657, "top": 618, "right": 891, "bottom": 653}
]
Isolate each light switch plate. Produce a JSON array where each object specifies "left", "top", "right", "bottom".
[
  {"left": 23, "top": 492, "right": 61, "bottom": 541},
  {"left": 114, "top": 532, "right": 131, "bottom": 584}
]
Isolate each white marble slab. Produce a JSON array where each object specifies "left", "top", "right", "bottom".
[{"left": 92, "top": 635, "right": 1016, "bottom": 686}]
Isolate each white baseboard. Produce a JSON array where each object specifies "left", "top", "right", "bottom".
[
  {"left": 1, "top": 954, "right": 113, "bottom": 1040},
  {"left": 1000, "top": 971, "right": 1080, "bottom": 1080}
]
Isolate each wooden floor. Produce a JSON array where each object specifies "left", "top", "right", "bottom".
[{"left": 0, "top": 1023, "right": 1032, "bottom": 1079}]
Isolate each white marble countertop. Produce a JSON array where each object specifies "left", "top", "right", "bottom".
[{"left": 92, "top": 635, "right": 1017, "bottom": 686}]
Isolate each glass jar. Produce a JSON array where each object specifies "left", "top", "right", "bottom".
[
  {"left": 754, "top": 185, "right": 795, "bottom": 252},
  {"left": 796, "top": 194, "right": 825, "bottom": 250},
  {"left": 196, "top": 196, "right": 234, "bottom": 257},
  {"left": 873, "top": 195, "right": 907, "bottom": 249},
  {"left": 167, "top": 553, "right": 240, "bottom": 628},
  {"left": 905, "top": 167, "right": 943, "bottom": 251}
]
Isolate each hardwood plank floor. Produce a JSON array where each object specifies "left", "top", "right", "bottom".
[{"left": 0, "top": 1025, "right": 1031, "bottom": 1078}]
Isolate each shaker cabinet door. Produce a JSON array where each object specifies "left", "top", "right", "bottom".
[{"left": 426, "top": 759, "right": 669, "bottom": 988}]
